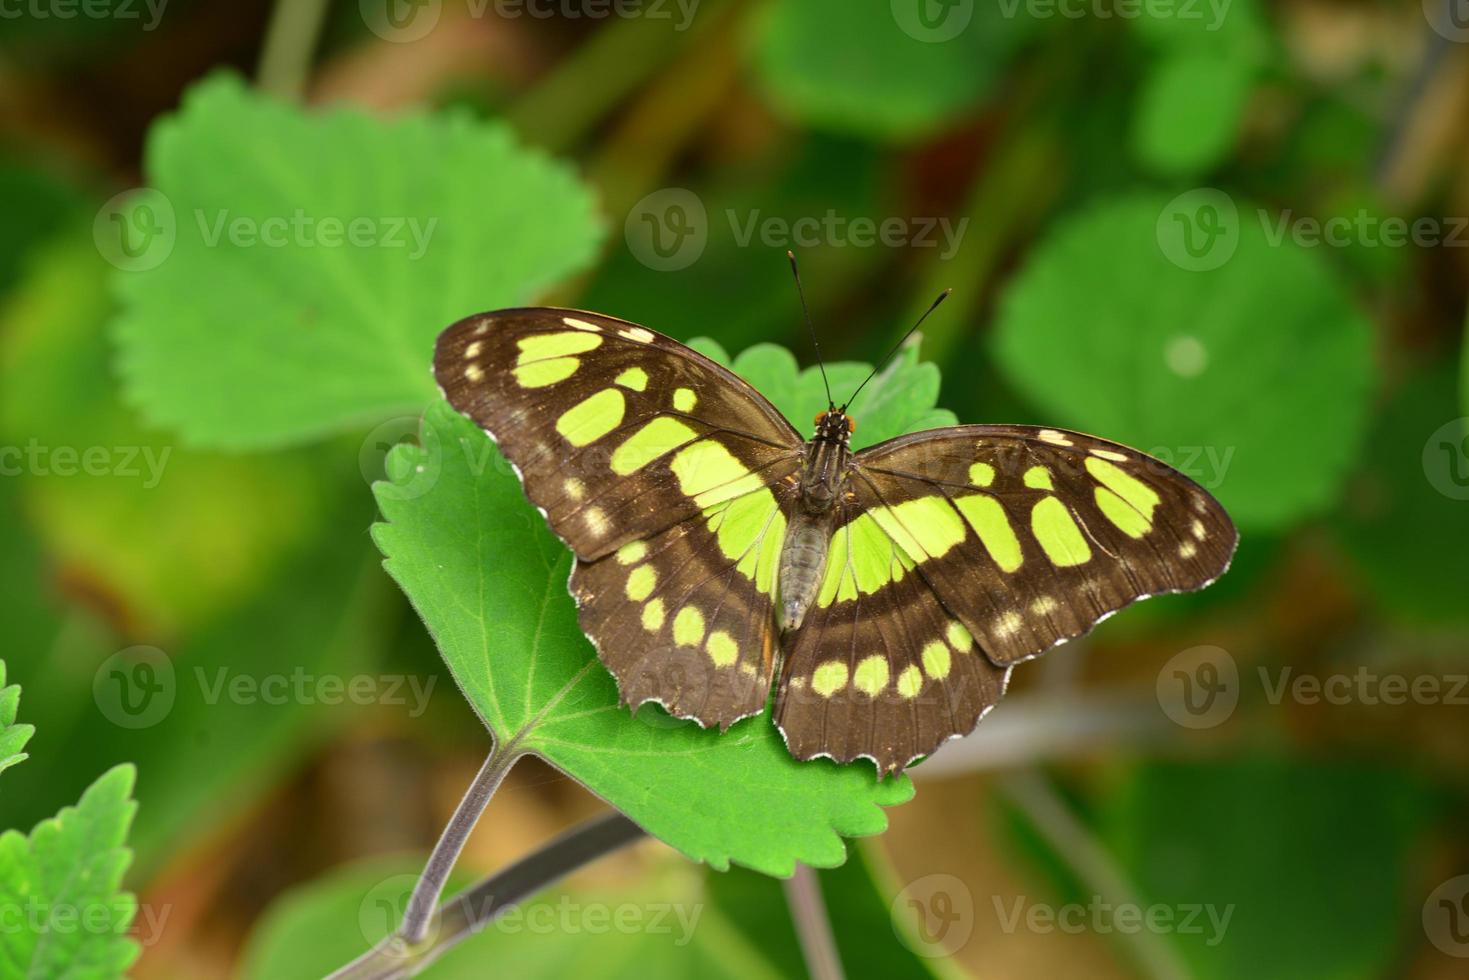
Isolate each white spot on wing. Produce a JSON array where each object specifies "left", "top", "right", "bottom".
[
  {"left": 1038, "top": 429, "right": 1073, "bottom": 447},
  {"left": 564, "top": 317, "right": 601, "bottom": 332},
  {"left": 619, "top": 326, "right": 655, "bottom": 343}
]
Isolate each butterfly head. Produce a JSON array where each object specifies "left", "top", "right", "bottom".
[{"left": 812, "top": 408, "right": 855, "bottom": 446}]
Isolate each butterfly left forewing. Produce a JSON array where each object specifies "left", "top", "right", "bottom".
[
  {"left": 434, "top": 308, "right": 804, "bottom": 729},
  {"left": 434, "top": 308, "right": 803, "bottom": 560}
]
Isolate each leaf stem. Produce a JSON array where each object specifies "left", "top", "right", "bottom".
[
  {"left": 400, "top": 740, "right": 524, "bottom": 944},
  {"left": 326, "top": 811, "right": 647, "bottom": 979},
  {"left": 255, "top": 0, "right": 332, "bottom": 100},
  {"left": 783, "top": 864, "right": 846, "bottom": 980}
]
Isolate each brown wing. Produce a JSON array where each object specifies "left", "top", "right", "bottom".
[
  {"left": 775, "top": 424, "right": 1236, "bottom": 774},
  {"left": 434, "top": 307, "right": 803, "bottom": 728},
  {"left": 434, "top": 308, "right": 803, "bottom": 559},
  {"left": 849, "top": 424, "right": 1237, "bottom": 666}
]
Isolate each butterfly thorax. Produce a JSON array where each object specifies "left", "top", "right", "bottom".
[{"left": 779, "top": 411, "right": 854, "bottom": 632}]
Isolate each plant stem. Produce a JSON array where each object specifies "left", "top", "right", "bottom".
[
  {"left": 784, "top": 864, "right": 846, "bottom": 980},
  {"left": 327, "top": 811, "right": 647, "bottom": 979},
  {"left": 256, "top": 0, "right": 332, "bottom": 100},
  {"left": 400, "top": 740, "right": 524, "bottom": 944},
  {"left": 998, "top": 770, "right": 1190, "bottom": 980}
]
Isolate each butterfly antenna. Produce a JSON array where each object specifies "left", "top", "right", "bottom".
[
  {"left": 842, "top": 288, "right": 952, "bottom": 410},
  {"left": 788, "top": 250, "right": 833, "bottom": 409}
]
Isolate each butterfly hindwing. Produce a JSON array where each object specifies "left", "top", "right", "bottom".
[
  {"left": 775, "top": 518, "right": 1012, "bottom": 771},
  {"left": 570, "top": 483, "right": 792, "bottom": 728},
  {"left": 774, "top": 424, "right": 1236, "bottom": 772},
  {"left": 434, "top": 308, "right": 803, "bottom": 728}
]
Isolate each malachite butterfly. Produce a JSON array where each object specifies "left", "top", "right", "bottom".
[{"left": 433, "top": 307, "right": 1236, "bottom": 774}]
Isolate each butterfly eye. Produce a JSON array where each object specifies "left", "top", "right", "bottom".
[
  {"left": 846, "top": 416, "right": 857, "bottom": 433},
  {"left": 814, "top": 412, "right": 825, "bottom": 426}
]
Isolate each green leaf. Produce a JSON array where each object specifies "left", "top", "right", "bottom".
[
  {"left": 239, "top": 855, "right": 780, "bottom": 980},
  {"left": 1334, "top": 362, "right": 1469, "bottom": 625},
  {"left": 111, "top": 72, "right": 603, "bottom": 450},
  {"left": 0, "top": 234, "right": 334, "bottom": 635},
  {"left": 750, "top": 0, "right": 1029, "bottom": 141},
  {"left": 371, "top": 339, "right": 963, "bottom": 875},
  {"left": 1098, "top": 757, "right": 1433, "bottom": 980},
  {"left": 0, "top": 661, "right": 35, "bottom": 778},
  {"left": 992, "top": 191, "right": 1376, "bottom": 532},
  {"left": 1132, "top": 51, "right": 1255, "bottom": 177},
  {"left": 698, "top": 341, "right": 956, "bottom": 450},
  {"left": 0, "top": 764, "right": 140, "bottom": 979}
]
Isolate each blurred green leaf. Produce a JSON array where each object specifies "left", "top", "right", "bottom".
[
  {"left": 1099, "top": 757, "right": 1433, "bottom": 980},
  {"left": 0, "top": 159, "right": 86, "bottom": 293},
  {"left": 581, "top": 135, "right": 888, "bottom": 355},
  {"left": 750, "top": 0, "right": 1028, "bottom": 141},
  {"left": 1132, "top": 51, "right": 1254, "bottom": 177},
  {"left": 0, "top": 764, "right": 139, "bottom": 979},
  {"left": 239, "top": 855, "right": 778, "bottom": 980},
  {"left": 0, "top": 236, "right": 330, "bottom": 635},
  {"left": 992, "top": 191, "right": 1376, "bottom": 531},
  {"left": 2, "top": 483, "right": 396, "bottom": 875},
  {"left": 374, "top": 394, "right": 912, "bottom": 877},
  {"left": 0, "top": 661, "right": 34, "bottom": 779},
  {"left": 1335, "top": 362, "right": 1469, "bottom": 625},
  {"left": 112, "top": 72, "right": 603, "bottom": 450}
]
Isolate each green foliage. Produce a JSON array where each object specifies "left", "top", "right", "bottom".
[
  {"left": 374, "top": 396, "right": 911, "bottom": 877},
  {"left": 705, "top": 842, "right": 957, "bottom": 979},
  {"left": 993, "top": 191, "right": 1376, "bottom": 531},
  {"left": 0, "top": 662, "right": 35, "bottom": 778},
  {"left": 0, "top": 685, "right": 139, "bottom": 980},
  {"left": 111, "top": 73, "right": 603, "bottom": 450},
  {"left": 750, "top": 0, "right": 1028, "bottom": 141},
  {"left": 1132, "top": 52, "right": 1255, "bottom": 177},
  {"left": 0, "top": 235, "right": 332, "bottom": 634},
  {"left": 238, "top": 855, "right": 778, "bottom": 980},
  {"left": 1334, "top": 363, "right": 1469, "bottom": 625},
  {"left": 1099, "top": 757, "right": 1434, "bottom": 980},
  {"left": 689, "top": 338, "right": 956, "bottom": 449}
]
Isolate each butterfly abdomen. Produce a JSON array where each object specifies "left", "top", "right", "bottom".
[{"left": 777, "top": 511, "right": 836, "bottom": 632}]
